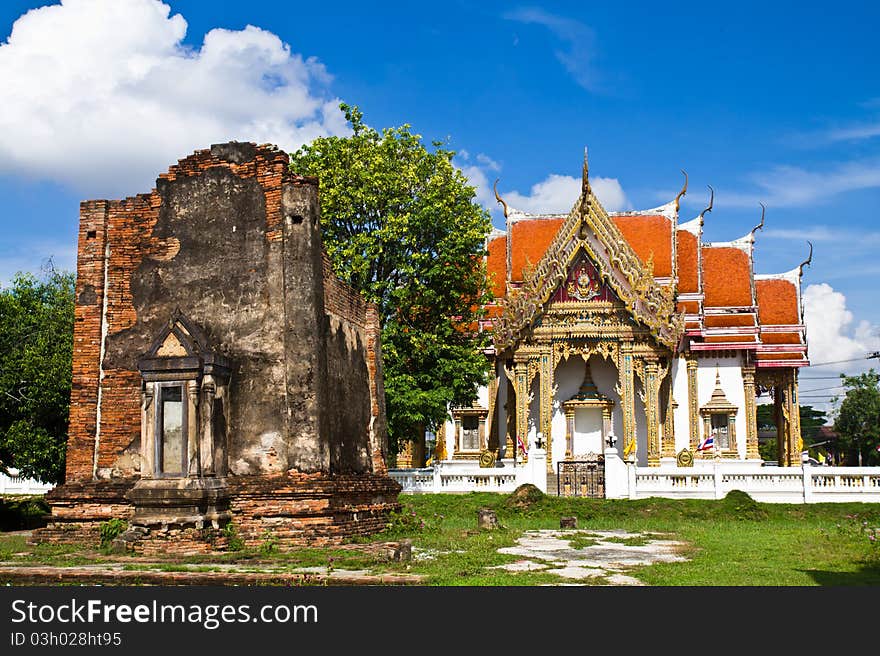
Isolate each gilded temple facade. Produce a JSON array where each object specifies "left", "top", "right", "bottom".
[{"left": 439, "top": 155, "right": 810, "bottom": 472}]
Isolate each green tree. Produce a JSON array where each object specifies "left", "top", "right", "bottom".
[
  {"left": 289, "top": 104, "right": 493, "bottom": 462},
  {"left": 0, "top": 268, "right": 75, "bottom": 484},
  {"left": 756, "top": 403, "right": 827, "bottom": 462},
  {"left": 832, "top": 370, "right": 880, "bottom": 466}
]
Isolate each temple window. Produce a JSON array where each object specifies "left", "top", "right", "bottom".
[
  {"left": 710, "top": 414, "right": 730, "bottom": 450},
  {"left": 699, "top": 369, "right": 738, "bottom": 456},
  {"left": 156, "top": 382, "right": 187, "bottom": 476},
  {"left": 452, "top": 404, "right": 488, "bottom": 459},
  {"left": 137, "top": 311, "right": 231, "bottom": 479}
]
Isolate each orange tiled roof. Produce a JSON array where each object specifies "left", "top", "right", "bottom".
[
  {"left": 612, "top": 215, "right": 673, "bottom": 277},
  {"left": 486, "top": 235, "right": 507, "bottom": 299},
  {"left": 756, "top": 352, "right": 804, "bottom": 361},
  {"left": 756, "top": 278, "right": 799, "bottom": 325},
  {"left": 705, "top": 314, "right": 756, "bottom": 328},
  {"left": 761, "top": 332, "right": 801, "bottom": 345},
  {"left": 702, "top": 246, "right": 753, "bottom": 307},
  {"left": 704, "top": 335, "right": 758, "bottom": 343},
  {"left": 676, "top": 230, "right": 700, "bottom": 293},
  {"left": 509, "top": 217, "right": 565, "bottom": 281}
]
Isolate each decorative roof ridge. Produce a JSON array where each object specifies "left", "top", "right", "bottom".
[
  {"left": 755, "top": 268, "right": 802, "bottom": 285},
  {"left": 488, "top": 227, "right": 508, "bottom": 240},
  {"left": 678, "top": 215, "right": 703, "bottom": 235},
  {"left": 610, "top": 199, "right": 677, "bottom": 221},
  {"left": 508, "top": 209, "right": 568, "bottom": 222},
  {"left": 703, "top": 234, "right": 753, "bottom": 253},
  {"left": 492, "top": 164, "right": 682, "bottom": 351}
]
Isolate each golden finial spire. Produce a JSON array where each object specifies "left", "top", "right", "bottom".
[
  {"left": 751, "top": 202, "right": 766, "bottom": 236},
  {"left": 699, "top": 185, "right": 714, "bottom": 226},
  {"left": 493, "top": 178, "right": 509, "bottom": 219},
  {"left": 798, "top": 241, "right": 813, "bottom": 276},
  {"left": 674, "top": 170, "right": 688, "bottom": 214},
  {"left": 582, "top": 146, "right": 590, "bottom": 195}
]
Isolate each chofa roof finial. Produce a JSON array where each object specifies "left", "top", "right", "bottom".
[
  {"left": 799, "top": 241, "right": 813, "bottom": 276},
  {"left": 751, "top": 202, "right": 766, "bottom": 235},
  {"left": 493, "top": 178, "right": 509, "bottom": 219},
  {"left": 698, "top": 185, "right": 714, "bottom": 226},
  {"left": 674, "top": 170, "right": 688, "bottom": 214},
  {"left": 582, "top": 146, "right": 590, "bottom": 195}
]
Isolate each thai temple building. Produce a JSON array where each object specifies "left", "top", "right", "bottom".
[{"left": 437, "top": 154, "right": 811, "bottom": 474}]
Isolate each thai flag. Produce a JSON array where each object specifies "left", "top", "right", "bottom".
[
  {"left": 517, "top": 434, "right": 528, "bottom": 455},
  {"left": 697, "top": 435, "right": 714, "bottom": 452}
]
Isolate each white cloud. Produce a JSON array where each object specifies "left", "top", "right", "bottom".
[
  {"left": 801, "top": 283, "right": 880, "bottom": 416},
  {"left": 0, "top": 239, "right": 76, "bottom": 285},
  {"left": 0, "top": 0, "right": 349, "bottom": 197},
  {"left": 503, "top": 7, "right": 600, "bottom": 92},
  {"left": 762, "top": 226, "right": 880, "bottom": 246},
  {"left": 693, "top": 159, "right": 880, "bottom": 209},
  {"left": 803, "top": 283, "right": 879, "bottom": 371},
  {"left": 504, "top": 173, "right": 630, "bottom": 214},
  {"left": 454, "top": 151, "right": 499, "bottom": 211}
]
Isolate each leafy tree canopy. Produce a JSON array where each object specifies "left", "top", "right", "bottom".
[
  {"left": 0, "top": 268, "right": 74, "bottom": 484},
  {"left": 832, "top": 370, "right": 880, "bottom": 466},
  {"left": 289, "top": 104, "right": 493, "bottom": 450}
]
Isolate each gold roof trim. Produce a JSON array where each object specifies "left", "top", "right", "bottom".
[{"left": 493, "top": 173, "right": 683, "bottom": 352}]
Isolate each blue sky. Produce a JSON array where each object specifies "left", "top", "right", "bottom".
[{"left": 1, "top": 0, "right": 878, "bottom": 405}]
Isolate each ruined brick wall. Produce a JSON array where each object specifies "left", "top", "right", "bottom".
[
  {"left": 66, "top": 143, "right": 388, "bottom": 483},
  {"left": 321, "top": 257, "right": 388, "bottom": 473}
]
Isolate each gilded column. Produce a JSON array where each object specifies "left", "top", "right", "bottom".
[
  {"left": 486, "top": 373, "right": 499, "bottom": 454},
  {"left": 774, "top": 384, "right": 786, "bottom": 466},
  {"left": 662, "top": 388, "right": 676, "bottom": 459},
  {"left": 742, "top": 365, "right": 760, "bottom": 460},
  {"left": 540, "top": 349, "right": 554, "bottom": 473},
  {"left": 514, "top": 360, "right": 529, "bottom": 462},
  {"left": 686, "top": 354, "right": 700, "bottom": 452},
  {"left": 645, "top": 359, "right": 661, "bottom": 466},
  {"left": 618, "top": 342, "right": 636, "bottom": 460},
  {"left": 786, "top": 369, "right": 802, "bottom": 466}
]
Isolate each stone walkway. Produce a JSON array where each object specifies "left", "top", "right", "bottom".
[{"left": 493, "top": 529, "right": 689, "bottom": 585}]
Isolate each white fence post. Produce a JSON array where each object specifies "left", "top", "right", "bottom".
[
  {"left": 433, "top": 463, "right": 442, "bottom": 492},
  {"left": 714, "top": 461, "right": 723, "bottom": 500},
  {"left": 627, "top": 463, "right": 637, "bottom": 500},
  {"left": 803, "top": 463, "right": 812, "bottom": 503}
]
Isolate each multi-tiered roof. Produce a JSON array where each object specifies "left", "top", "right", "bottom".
[{"left": 484, "top": 164, "right": 810, "bottom": 367}]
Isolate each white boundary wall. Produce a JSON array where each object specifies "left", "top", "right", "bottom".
[
  {"left": 0, "top": 471, "right": 53, "bottom": 495},
  {"left": 390, "top": 450, "right": 548, "bottom": 494},
  {"left": 611, "top": 458, "right": 880, "bottom": 503},
  {"left": 390, "top": 452, "right": 880, "bottom": 504}
]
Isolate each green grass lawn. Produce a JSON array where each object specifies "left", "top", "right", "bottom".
[
  {"left": 382, "top": 491, "right": 880, "bottom": 585},
  {"left": 1, "top": 490, "right": 878, "bottom": 585}
]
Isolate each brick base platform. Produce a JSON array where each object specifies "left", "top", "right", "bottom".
[{"left": 32, "top": 472, "right": 401, "bottom": 554}]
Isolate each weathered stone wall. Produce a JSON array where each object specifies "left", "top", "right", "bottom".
[
  {"left": 45, "top": 142, "right": 400, "bottom": 550},
  {"left": 66, "top": 143, "right": 390, "bottom": 481},
  {"left": 321, "top": 256, "right": 383, "bottom": 473}
]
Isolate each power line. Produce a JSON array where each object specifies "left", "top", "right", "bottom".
[
  {"left": 808, "top": 356, "right": 874, "bottom": 367},
  {"left": 799, "top": 385, "right": 845, "bottom": 393}
]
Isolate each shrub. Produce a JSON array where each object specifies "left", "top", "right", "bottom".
[
  {"left": 222, "top": 522, "right": 244, "bottom": 552},
  {"left": 0, "top": 495, "right": 50, "bottom": 531},
  {"left": 720, "top": 490, "right": 767, "bottom": 521},
  {"left": 505, "top": 484, "right": 544, "bottom": 510},
  {"left": 99, "top": 518, "right": 128, "bottom": 547}
]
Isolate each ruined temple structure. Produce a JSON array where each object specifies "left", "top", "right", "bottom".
[
  {"left": 435, "top": 152, "right": 810, "bottom": 473},
  {"left": 35, "top": 142, "right": 400, "bottom": 554}
]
